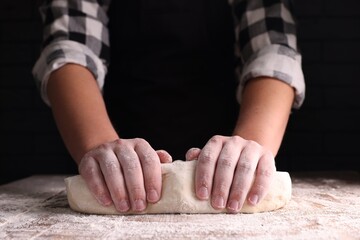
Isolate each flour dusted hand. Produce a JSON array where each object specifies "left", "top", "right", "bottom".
[
  {"left": 186, "top": 135, "right": 276, "bottom": 213},
  {"left": 78, "top": 138, "right": 172, "bottom": 213},
  {"left": 66, "top": 160, "right": 291, "bottom": 214}
]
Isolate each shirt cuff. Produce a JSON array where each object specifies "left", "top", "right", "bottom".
[
  {"left": 237, "top": 44, "right": 305, "bottom": 109},
  {"left": 32, "top": 40, "right": 107, "bottom": 106}
]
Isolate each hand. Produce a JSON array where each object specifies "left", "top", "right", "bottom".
[
  {"left": 186, "top": 135, "right": 276, "bottom": 213},
  {"left": 78, "top": 138, "right": 172, "bottom": 213}
]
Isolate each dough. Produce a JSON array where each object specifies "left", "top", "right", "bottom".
[{"left": 65, "top": 160, "right": 292, "bottom": 214}]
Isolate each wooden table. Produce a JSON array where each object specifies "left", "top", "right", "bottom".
[{"left": 0, "top": 172, "right": 359, "bottom": 239}]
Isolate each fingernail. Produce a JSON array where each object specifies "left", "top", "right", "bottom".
[
  {"left": 228, "top": 200, "right": 239, "bottom": 211},
  {"left": 249, "top": 194, "right": 259, "bottom": 205},
  {"left": 117, "top": 200, "right": 130, "bottom": 212},
  {"left": 213, "top": 196, "right": 225, "bottom": 209},
  {"left": 198, "top": 186, "right": 209, "bottom": 199},
  {"left": 134, "top": 199, "right": 146, "bottom": 211},
  {"left": 147, "top": 190, "right": 159, "bottom": 202}
]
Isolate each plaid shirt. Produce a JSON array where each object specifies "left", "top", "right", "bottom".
[{"left": 33, "top": 0, "right": 305, "bottom": 108}]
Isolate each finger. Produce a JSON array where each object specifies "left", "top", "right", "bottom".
[
  {"left": 196, "top": 135, "right": 224, "bottom": 200},
  {"left": 185, "top": 148, "right": 201, "bottom": 161},
  {"left": 97, "top": 147, "right": 130, "bottom": 213},
  {"left": 79, "top": 155, "right": 112, "bottom": 207},
  {"left": 135, "top": 140, "right": 162, "bottom": 204},
  {"left": 115, "top": 140, "right": 147, "bottom": 212},
  {"left": 211, "top": 138, "right": 241, "bottom": 209},
  {"left": 156, "top": 150, "right": 173, "bottom": 163},
  {"left": 227, "top": 141, "right": 261, "bottom": 212},
  {"left": 247, "top": 151, "right": 275, "bottom": 206}
]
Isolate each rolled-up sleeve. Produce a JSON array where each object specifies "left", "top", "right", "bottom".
[
  {"left": 231, "top": 0, "right": 305, "bottom": 108},
  {"left": 32, "top": 0, "right": 111, "bottom": 106}
]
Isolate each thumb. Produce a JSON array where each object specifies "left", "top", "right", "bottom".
[
  {"left": 156, "top": 150, "right": 173, "bottom": 163},
  {"left": 185, "top": 148, "right": 201, "bottom": 161}
]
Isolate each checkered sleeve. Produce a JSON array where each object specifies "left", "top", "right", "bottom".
[
  {"left": 231, "top": 0, "right": 305, "bottom": 108},
  {"left": 32, "top": 0, "right": 111, "bottom": 106}
]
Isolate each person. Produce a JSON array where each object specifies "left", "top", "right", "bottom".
[{"left": 33, "top": 0, "right": 305, "bottom": 213}]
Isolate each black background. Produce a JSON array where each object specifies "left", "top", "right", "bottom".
[{"left": 1, "top": 0, "right": 360, "bottom": 184}]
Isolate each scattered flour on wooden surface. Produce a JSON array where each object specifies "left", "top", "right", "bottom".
[{"left": 0, "top": 174, "right": 359, "bottom": 239}]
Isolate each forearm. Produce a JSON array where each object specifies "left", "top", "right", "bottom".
[
  {"left": 233, "top": 77, "right": 295, "bottom": 156},
  {"left": 47, "top": 64, "right": 119, "bottom": 164}
]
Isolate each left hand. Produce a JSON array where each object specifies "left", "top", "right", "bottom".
[{"left": 185, "top": 135, "right": 276, "bottom": 213}]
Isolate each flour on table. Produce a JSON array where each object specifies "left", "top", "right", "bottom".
[{"left": 65, "top": 160, "right": 292, "bottom": 214}]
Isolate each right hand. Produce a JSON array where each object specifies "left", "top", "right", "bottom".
[{"left": 78, "top": 138, "right": 172, "bottom": 213}]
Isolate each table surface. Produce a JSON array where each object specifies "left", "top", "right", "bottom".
[{"left": 0, "top": 172, "right": 359, "bottom": 240}]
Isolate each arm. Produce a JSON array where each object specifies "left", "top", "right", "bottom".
[
  {"left": 187, "top": 0, "right": 305, "bottom": 213},
  {"left": 47, "top": 64, "right": 118, "bottom": 163},
  {"left": 232, "top": 0, "right": 303, "bottom": 155},
  {"left": 189, "top": 78, "right": 293, "bottom": 212},
  {"left": 34, "top": 0, "right": 169, "bottom": 213},
  {"left": 48, "top": 64, "right": 167, "bottom": 212},
  {"left": 234, "top": 77, "right": 294, "bottom": 156}
]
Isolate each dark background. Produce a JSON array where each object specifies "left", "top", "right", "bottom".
[{"left": 1, "top": 0, "right": 360, "bottom": 184}]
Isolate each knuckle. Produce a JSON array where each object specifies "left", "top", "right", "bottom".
[
  {"left": 263, "top": 150, "right": 275, "bottom": 162},
  {"left": 81, "top": 149, "right": 99, "bottom": 161},
  {"left": 125, "top": 160, "right": 141, "bottom": 171},
  {"left": 231, "top": 135, "right": 243, "bottom": 144},
  {"left": 200, "top": 150, "right": 215, "bottom": 164},
  {"left": 90, "top": 183, "right": 106, "bottom": 197},
  {"left": 229, "top": 188, "right": 247, "bottom": 200},
  {"left": 258, "top": 168, "right": 274, "bottom": 178},
  {"left": 197, "top": 175, "right": 210, "bottom": 188},
  {"left": 141, "top": 152, "right": 156, "bottom": 166},
  {"left": 97, "top": 142, "right": 112, "bottom": 152},
  {"left": 219, "top": 157, "right": 233, "bottom": 169},
  {"left": 129, "top": 185, "right": 145, "bottom": 198},
  {"left": 237, "top": 160, "right": 253, "bottom": 173},
  {"left": 144, "top": 174, "right": 158, "bottom": 188},
  {"left": 247, "top": 140, "right": 260, "bottom": 150},
  {"left": 145, "top": 180, "right": 156, "bottom": 190},
  {"left": 214, "top": 182, "right": 228, "bottom": 195},
  {"left": 210, "top": 135, "right": 222, "bottom": 144},
  {"left": 251, "top": 183, "right": 266, "bottom": 195},
  {"left": 80, "top": 162, "right": 97, "bottom": 178},
  {"left": 134, "top": 137, "right": 147, "bottom": 145},
  {"left": 102, "top": 159, "right": 120, "bottom": 175},
  {"left": 112, "top": 188, "right": 126, "bottom": 200}
]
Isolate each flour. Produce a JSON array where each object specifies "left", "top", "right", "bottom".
[{"left": 0, "top": 173, "right": 360, "bottom": 239}]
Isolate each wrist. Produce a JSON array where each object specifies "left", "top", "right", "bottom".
[{"left": 73, "top": 131, "right": 120, "bottom": 165}]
